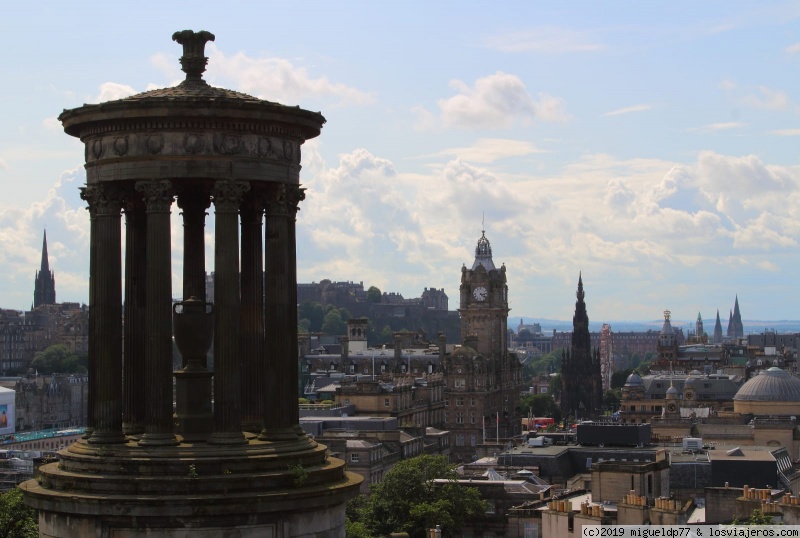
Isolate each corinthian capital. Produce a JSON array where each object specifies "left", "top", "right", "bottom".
[
  {"left": 264, "top": 183, "right": 305, "bottom": 217},
  {"left": 135, "top": 180, "right": 174, "bottom": 212},
  {"left": 80, "top": 185, "right": 123, "bottom": 217},
  {"left": 212, "top": 180, "right": 250, "bottom": 212}
]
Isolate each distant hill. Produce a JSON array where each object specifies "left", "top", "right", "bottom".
[{"left": 515, "top": 317, "right": 800, "bottom": 335}]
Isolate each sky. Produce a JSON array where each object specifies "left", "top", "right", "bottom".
[{"left": 0, "top": 2, "right": 799, "bottom": 325}]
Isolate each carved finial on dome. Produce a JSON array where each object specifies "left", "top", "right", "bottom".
[{"left": 172, "top": 30, "right": 216, "bottom": 83}]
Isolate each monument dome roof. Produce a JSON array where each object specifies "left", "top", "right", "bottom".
[
  {"left": 666, "top": 384, "right": 678, "bottom": 396},
  {"left": 734, "top": 367, "right": 800, "bottom": 402},
  {"left": 625, "top": 372, "right": 643, "bottom": 386}
]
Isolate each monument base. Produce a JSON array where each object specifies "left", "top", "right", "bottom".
[{"left": 21, "top": 435, "right": 361, "bottom": 538}]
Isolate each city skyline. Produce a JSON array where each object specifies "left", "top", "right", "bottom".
[{"left": 1, "top": 2, "right": 799, "bottom": 321}]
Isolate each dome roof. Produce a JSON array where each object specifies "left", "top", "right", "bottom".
[
  {"left": 685, "top": 376, "right": 696, "bottom": 386},
  {"left": 666, "top": 384, "right": 678, "bottom": 396},
  {"left": 451, "top": 346, "right": 478, "bottom": 359},
  {"left": 734, "top": 367, "right": 800, "bottom": 402},
  {"left": 625, "top": 372, "right": 643, "bottom": 386}
]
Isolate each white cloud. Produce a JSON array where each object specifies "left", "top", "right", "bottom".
[
  {"left": 0, "top": 158, "right": 7, "bottom": 170},
  {"left": 430, "top": 138, "right": 549, "bottom": 163},
  {"left": 689, "top": 122, "right": 746, "bottom": 132},
  {"left": 485, "top": 27, "right": 604, "bottom": 53},
  {"left": 205, "top": 44, "right": 374, "bottom": 106},
  {"left": 93, "top": 82, "right": 138, "bottom": 103},
  {"left": 742, "top": 86, "right": 789, "bottom": 110},
  {"left": 787, "top": 42, "right": 800, "bottom": 55},
  {"left": 436, "top": 72, "right": 567, "bottom": 129},
  {"left": 719, "top": 79, "right": 737, "bottom": 91},
  {"left": 603, "top": 104, "right": 653, "bottom": 117},
  {"left": 771, "top": 128, "right": 800, "bottom": 136}
]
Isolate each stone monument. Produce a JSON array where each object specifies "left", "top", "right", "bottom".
[{"left": 21, "top": 30, "right": 361, "bottom": 537}]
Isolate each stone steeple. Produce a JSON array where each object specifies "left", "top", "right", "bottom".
[
  {"left": 713, "top": 309, "right": 723, "bottom": 344},
  {"left": 33, "top": 230, "right": 56, "bottom": 307},
  {"left": 726, "top": 296, "right": 744, "bottom": 339}
]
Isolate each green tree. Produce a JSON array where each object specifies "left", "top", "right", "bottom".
[
  {"left": 0, "top": 488, "right": 38, "bottom": 538},
  {"left": 366, "top": 286, "right": 382, "bottom": 303},
  {"left": 31, "top": 345, "right": 87, "bottom": 374},
  {"left": 603, "top": 389, "right": 621, "bottom": 412},
  {"left": 297, "top": 301, "right": 326, "bottom": 332},
  {"left": 520, "top": 394, "right": 562, "bottom": 423},
  {"left": 610, "top": 368, "right": 634, "bottom": 389},
  {"left": 356, "top": 454, "right": 485, "bottom": 537},
  {"left": 321, "top": 309, "right": 346, "bottom": 335}
]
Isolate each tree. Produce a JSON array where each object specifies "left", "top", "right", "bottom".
[
  {"left": 354, "top": 454, "right": 486, "bottom": 537},
  {"left": 366, "top": 286, "right": 382, "bottom": 303},
  {"left": 297, "top": 301, "right": 326, "bottom": 332},
  {"left": 520, "top": 394, "right": 561, "bottom": 423},
  {"left": 603, "top": 389, "right": 621, "bottom": 412},
  {"left": 0, "top": 488, "right": 38, "bottom": 538},
  {"left": 611, "top": 369, "right": 634, "bottom": 389},
  {"left": 321, "top": 309, "right": 346, "bottom": 335},
  {"left": 31, "top": 345, "right": 87, "bottom": 374}
]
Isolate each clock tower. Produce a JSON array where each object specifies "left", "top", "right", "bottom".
[{"left": 458, "top": 230, "right": 509, "bottom": 358}]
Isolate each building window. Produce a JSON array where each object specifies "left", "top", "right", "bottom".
[
  {"left": 351, "top": 453, "right": 359, "bottom": 463},
  {"left": 471, "top": 414, "right": 476, "bottom": 424},
  {"left": 470, "top": 398, "right": 476, "bottom": 406},
  {"left": 456, "top": 398, "right": 464, "bottom": 406},
  {"left": 454, "top": 378, "right": 465, "bottom": 388},
  {"left": 384, "top": 398, "right": 390, "bottom": 407},
  {"left": 456, "top": 413, "right": 464, "bottom": 424},
  {"left": 471, "top": 434, "right": 476, "bottom": 447},
  {"left": 349, "top": 363, "right": 355, "bottom": 374},
  {"left": 456, "top": 434, "right": 464, "bottom": 446}
]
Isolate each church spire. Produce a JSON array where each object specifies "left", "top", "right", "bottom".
[
  {"left": 40, "top": 230, "right": 50, "bottom": 274},
  {"left": 33, "top": 230, "right": 56, "bottom": 308}
]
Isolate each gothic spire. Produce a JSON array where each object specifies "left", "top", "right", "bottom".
[{"left": 40, "top": 230, "right": 50, "bottom": 274}]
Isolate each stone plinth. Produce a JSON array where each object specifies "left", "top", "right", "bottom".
[{"left": 22, "top": 436, "right": 361, "bottom": 536}]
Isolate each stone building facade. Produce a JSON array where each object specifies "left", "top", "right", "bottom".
[{"left": 13, "top": 374, "right": 88, "bottom": 431}]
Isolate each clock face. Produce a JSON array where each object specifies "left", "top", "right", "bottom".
[
  {"left": 685, "top": 391, "right": 694, "bottom": 400},
  {"left": 473, "top": 286, "right": 488, "bottom": 302},
  {"left": 667, "top": 403, "right": 677, "bottom": 412}
]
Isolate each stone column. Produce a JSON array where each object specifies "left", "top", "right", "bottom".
[
  {"left": 260, "top": 183, "right": 304, "bottom": 441},
  {"left": 135, "top": 180, "right": 178, "bottom": 446},
  {"left": 177, "top": 191, "right": 210, "bottom": 303},
  {"left": 80, "top": 188, "right": 97, "bottom": 440},
  {"left": 80, "top": 185, "right": 126, "bottom": 444},
  {"left": 122, "top": 194, "right": 147, "bottom": 436},
  {"left": 208, "top": 180, "right": 249, "bottom": 445},
  {"left": 240, "top": 194, "right": 265, "bottom": 433}
]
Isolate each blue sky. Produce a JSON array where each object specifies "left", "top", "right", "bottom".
[{"left": 1, "top": 1, "right": 798, "bottom": 324}]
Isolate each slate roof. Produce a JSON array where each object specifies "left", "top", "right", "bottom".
[{"left": 734, "top": 367, "right": 800, "bottom": 402}]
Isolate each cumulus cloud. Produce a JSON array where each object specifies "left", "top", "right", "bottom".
[
  {"left": 603, "top": 104, "right": 653, "bottom": 117},
  {"left": 205, "top": 44, "right": 374, "bottom": 106},
  {"left": 93, "top": 82, "right": 138, "bottom": 103},
  {"left": 787, "top": 43, "right": 800, "bottom": 55},
  {"left": 433, "top": 72, "right": 567, "bottom": 129},
  {"left": 484, "top": 27, "right": 604, "bottom": 53},
  {"left": 771, "top": 128, "right": 800, "bottom": 136}
]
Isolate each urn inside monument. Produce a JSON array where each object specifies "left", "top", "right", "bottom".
[{"left": 173, "top": 296, "right": 213, "bottom": 371}]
